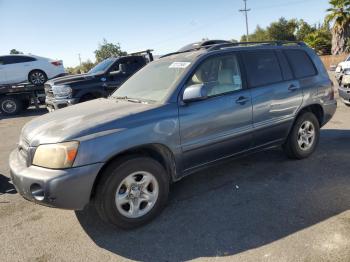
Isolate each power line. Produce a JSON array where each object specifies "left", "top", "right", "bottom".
[{"left": 239, "top": 0, "right": 251, "bottom": 41}]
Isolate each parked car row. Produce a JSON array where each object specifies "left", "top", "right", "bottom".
[
  {"left": 9, "top": 40, "right": 337, "bottom": 229},
  {"left": 0, "top": 50, "right": 153, "bottom": 115}
]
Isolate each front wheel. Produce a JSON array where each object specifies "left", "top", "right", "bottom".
[
  {"left": 283, "top": 112, "right": 320, "bottom": 159},
  {"left": 94, "top": 157, "right": 169, "bottom": 229}
]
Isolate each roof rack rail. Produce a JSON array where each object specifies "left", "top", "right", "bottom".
[
  {"left": 128, "top": 49, "right": 154, "bottom": 61},
  {"left": 207, "top": 41, "right": 307, "bottom": 51},
  {"left": 160, "top": 41, "right": 307, "bottom": 59}
]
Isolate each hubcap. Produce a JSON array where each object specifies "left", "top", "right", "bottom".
[
  {"left": 115, "top": 171, "right": 159, "bottom": 218},
  {"left": 1, "top": 100, "right": 16, "bottom": 113},
  {"left": 30, "top": 72, "right": 45, "bottom": 84},
  {"left": 297, "top": 120, "right": 315, "bottom": 151}
]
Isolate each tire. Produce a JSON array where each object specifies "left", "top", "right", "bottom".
[
  {"left": 283, "top": 112, "right": 320, "bottom": 159},
  {"left": 0, "top": 96, "right": 23, "bottom": 115},
  {"left": 94, "top": 156, "right": 169, "bottom": 229},
  {"left": 28, "top": 70, "right": 47, "bottom": 85}
]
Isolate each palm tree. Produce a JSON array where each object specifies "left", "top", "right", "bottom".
[{"left": 326, "top": 0, "right": 350, "bottom": 54}]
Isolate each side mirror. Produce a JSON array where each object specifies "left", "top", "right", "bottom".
[
  {"left": 182, "top": 83, "right": 208, "bottom": 103},
  {"left": 119, "top": 63, "right": 127, "bottom": 73},
  {"left": 109, "top": 64, "right": 127, "bottom": 76}
]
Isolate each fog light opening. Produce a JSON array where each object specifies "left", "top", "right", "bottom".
[{"left": 30, "top": 183, "right": 44, "bottom": 201}]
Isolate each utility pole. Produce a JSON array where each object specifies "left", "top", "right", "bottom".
[
  {"left": 239, "top": 0, "right": 251, "bottom": 42},
  {"left": 78, "top": 53, "right": 82, "bottom": 67}
]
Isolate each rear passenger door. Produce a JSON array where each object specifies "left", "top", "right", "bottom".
[{"left": 242, "top": 50, "right": 303, "bottom": 147}]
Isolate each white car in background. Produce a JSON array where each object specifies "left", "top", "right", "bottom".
[{"left": 0, "top": 54, "right": 66, "bottom": 85}]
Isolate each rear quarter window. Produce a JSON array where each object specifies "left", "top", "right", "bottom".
[
  {"left": 284, "top": 50, "right": 317, "bottom": 78},
  {"left": 242, "top": 50, "right": 283, "bottom": 87}
]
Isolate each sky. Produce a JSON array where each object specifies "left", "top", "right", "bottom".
[{"left": 0, "top": 0, "right": 330, "bottom": 67}]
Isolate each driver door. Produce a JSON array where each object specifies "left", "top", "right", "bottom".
[{"left": 179, "top": 53, "right": 253, "bottom": 171}]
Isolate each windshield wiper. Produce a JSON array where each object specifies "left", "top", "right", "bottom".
[
  {"left": 127, "top": 98, "right": 142, "bottom": 103},
  {"left": 112, "top": 96, "right": 154, "bottom": 104}
]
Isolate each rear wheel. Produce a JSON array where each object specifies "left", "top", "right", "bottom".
[
  {"left": 0, "top": 96, "right": 23, "bottom": 115},
  {"left": 283, "top": 112, "right": 320, "bottom": 159},
  {"left": 28, "top": 70, "right": 47, "bottom": 85},
  {"left": 94, "top": 156, "right": 169, "bottom": 229}
]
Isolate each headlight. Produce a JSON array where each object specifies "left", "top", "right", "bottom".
[
  {"left": 52, "top": 85, "right": 72, "bottom": 98},
  {"left": 32, "top": 141, "right": 79, "bottom": 169}
]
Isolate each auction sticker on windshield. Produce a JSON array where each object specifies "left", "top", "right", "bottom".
[{"left": 169, "top": 62, "right": 191, "bottom": 68}]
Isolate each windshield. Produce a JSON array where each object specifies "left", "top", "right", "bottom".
[
  {"left": 111, "top": 58, "right": 192, "bottom": 102},
  {"left": 88, "top": 58, "right": 116, "bottom": 74}
]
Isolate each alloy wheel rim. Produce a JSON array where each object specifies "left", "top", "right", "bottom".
[
  {"left": 115, "top": 171, "right": 159, "bottom": 218},
  {"left": 30, "top": 72, "right": 45, "bottom": 84},
  {"left": 297, "top": 120, "right": 315, "bottom": 151},
  {"left": 1, "top": 100, "right": 16, "bottom": 113}
]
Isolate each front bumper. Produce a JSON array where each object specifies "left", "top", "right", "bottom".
[
  {"left": 9, "top": 149, "right": 103, "bottom": 210},
  {"left": 338, "top": 86, "right": 350, "bottom": 104},
  {"left": 45, "top": 97, "right": 79, "bottom": 111}
]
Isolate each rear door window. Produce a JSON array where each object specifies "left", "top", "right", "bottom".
[
  {"left": 242, "top": 50, "right": 283, "bottom": 87},
  {"left": 284, "top": 50, "right": 317, "bottom": 78}
]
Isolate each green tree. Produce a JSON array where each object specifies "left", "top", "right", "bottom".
[
  {"left": 267, "top": 17, "right": 298, "bottom": 41},
  {"left": 296, "top": 20, "right": 316, "bottom": 41},
  {"left": 10, "top": 49, "right": 23, "bottom": 54},
  {"left": 94, "top": 39, "right": 127, "bottom": 62},
  {"left": 325, "top": 0, "right": 350, "bottom": 54},
  {"left": 241, "top": 25, "right": 269, "bottom": 42},
  {"left": 66, "top": 59, "right": 95, "bottom": 74},
  {"left": 304, "top": 26, "right": 332, "bottom": 55},
  {"left": 79, "top": 59, "right": 95, "bottom": 73}
]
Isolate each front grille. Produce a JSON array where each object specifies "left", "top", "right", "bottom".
[{"left": 45, "top": 83, "right": 54, "bottom": 98}]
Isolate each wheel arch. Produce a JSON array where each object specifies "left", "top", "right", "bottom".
[
  {"left": 297, "top": 104, "right": 324, "bottom": 126},
  {"left": 28, "top": 69, "right": 47, "bottom": 77},
  {"left": 90, "top": 143, "right": 177, "bottom": 200},
  {"left": 285, "top": 103, "right": 324, "bottom": 141}
]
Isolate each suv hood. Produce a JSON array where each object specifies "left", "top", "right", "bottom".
[
  {"left": 47, "top": 73, "right": 100, "bottom": 85},
  {"left": 21, "top": 98, "right": 157, "bottom": 146}
]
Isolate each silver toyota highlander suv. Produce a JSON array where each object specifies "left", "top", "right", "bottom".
[{"left": 9, "top": 41, "right": 337, "bottom": 229}]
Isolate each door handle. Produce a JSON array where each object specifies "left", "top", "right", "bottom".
[
  {"left": 235, "top": 96, "right": 249, "bottom": 105},
  {"left": 288, "top": 84, "right": 299, "bottom": 91}
]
